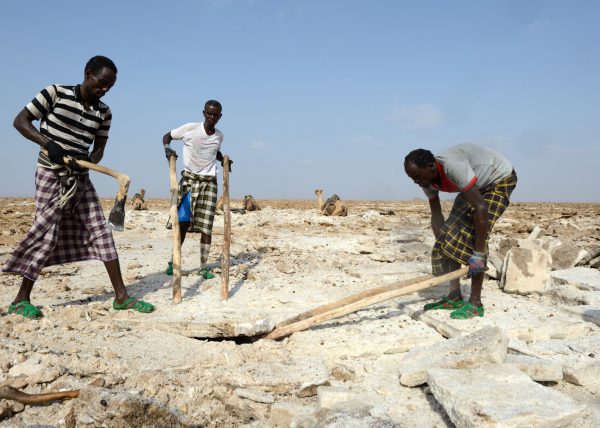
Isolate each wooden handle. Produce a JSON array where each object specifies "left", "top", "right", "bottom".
[
  {"left": 276, "top": 273, "right": 435, "bottom": 328},
  {"left": 169, "top": 155, "right": 182, "bottom": 304},
  {"left": 263, "top": 267, "right": 469, "bottom": 340},
  {"left": 220, "top": 155, "right": 231, "bottom": 301},
  {"left": 41, "top": 149, "right": 130, "bottom": 201},
  {"left": 72, "top": 158, "right": 130, "bottom": 201}
]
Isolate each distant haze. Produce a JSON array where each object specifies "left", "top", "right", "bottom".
[{"left": 1, "top": 1, "right": 599, "bottom": 202}]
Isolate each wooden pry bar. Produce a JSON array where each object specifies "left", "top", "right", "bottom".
[
  {"left": 263, "top": 267, "right": 469, "bottom": 340},
  {"left": 276, "top": 273, "right": 434, "bottom": 328}
]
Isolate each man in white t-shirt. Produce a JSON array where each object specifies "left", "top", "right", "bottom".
[
  {"left": 404, "top": 144, "right": 517, "bottom": 319},
  {"left": 162, "top": 100, "right": 231, "bottom": 279}
]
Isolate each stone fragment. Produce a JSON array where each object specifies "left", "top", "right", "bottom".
[
  {"left": 275, "top": 262, "right": 295, "bottom": 274},
  {"left": 75, "top": 386, "right": 196, "bottom": 427},
  {"left": 398, "top": 326, "right": 508, "bottom": 387},
  {"left": 211, "top": 357, "right": 329, "bottom": 395},
  {"left": 486, "top": 250, "right": 504, "bottom": 279},
  {"left": 317, "top": 386, "right": 363, "bottom": 410},
  {"left": 235, "top": 388, "right": 275, "bottom": 404},
  {"left": 427, "top": 364, "right": 586, "bottom": 427},
  {"left": 547, "top": 285, "right": 599, "bottom": 306},
  {"left": 577, "top": 245, "right": 600, "bottom": 266},
  {"left": 563, "top": 362, "right": 600, "bottom": 393},
  {"left": 551, "top": 244, "right": 589, "bottom": 270},
  {"left": 591, "top": 255, "right": 600, "bottom": 269},
  {"left": 8, "top": 355, "right": 43, "bottom": 378},
  {"left": 331, "top": 364, "right": 356, "bottom": 381},
  {"left": 518, "top": 236, "right": 561, "bottom": 253},
  {"left": 551, "top": 267, "right": 600, "bottom": 291},
  {"left": 505, "top": 354, "right": 563, "bottom": 382},
  {"left": 233, "top": 316, "right": 275, "bottom": 336},
  {"left": 527, "top": 225, "right": 543, "bottom": 240},
  {"left": 501, "top": 247, "right": 552, "bottom": 295},
  {"left": 368, "top": 252, "right": 396, "bottom": 263},
  {"left": 296, "top": 377, "right": 330, "bottom": 398},
  {"left": 269, "top": 401, "right": 314, "bottom": 427}
]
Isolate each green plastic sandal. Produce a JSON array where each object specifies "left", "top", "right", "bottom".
[
  {"left": 424, "top": 296, "right": 465, "bottom": 311},
  {"left": 113, "top": 297, "right": 155, "bottom": 313},
  {"left": 198, "top": 268, "right": 215, "bottom": 279},
  {"left": 450, "top": 302, "right": 484, "bottom": 319},
  {"left": 8, "top": 300, "right": 43, "bottom": 319}
]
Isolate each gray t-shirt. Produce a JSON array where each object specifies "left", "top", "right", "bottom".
[{"left": 422, "top": 144, "right": 513, "bottom": 199}]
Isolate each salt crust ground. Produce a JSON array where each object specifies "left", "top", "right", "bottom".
[{"left": 1, "top": 198, "right": 599, "bottom": 427}]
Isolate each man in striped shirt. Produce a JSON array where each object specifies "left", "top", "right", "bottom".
[{"left": 2, "top": 56, "right": 154, "bottom": 318}]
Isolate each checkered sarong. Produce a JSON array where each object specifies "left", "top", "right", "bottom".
[
  {"left": 431, "top": 170, "right": 518, "bottom": 275},
  {"left": 2, "top": 167, "right": 118, "bottom": 281},
  {"left": 177, "top": 170, "right": 218, "bottom": 235}
]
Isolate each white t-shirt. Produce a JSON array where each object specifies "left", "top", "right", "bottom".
[{"left": 170, "top": 122, "right": 224, "bottom": 176}]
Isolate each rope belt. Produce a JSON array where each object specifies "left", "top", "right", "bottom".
[{"left": 37, "top": 151, "right": 88, "bottom": 208}]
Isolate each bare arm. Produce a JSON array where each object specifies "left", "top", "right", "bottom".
[
  {"left": 462, "top": 187, "right": 489, "bottom": 253},
  {"left": 162, "top": 132, "right": 178, "bottom": 160},
  {"left": 89, "top": 136, "right": 108, "bottom": 164},
  {"left": 163, "top": 131, "right": 173, "bottom": 147},
  {"left": 13, "top": 108, "right": 52, "bottom": 148},
  {"left": 428, "top": 196, "right": 445, "bottom": 239}
]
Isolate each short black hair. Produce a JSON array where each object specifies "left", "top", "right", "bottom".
[
  {"left": 405, "top": 149, "right": 435, "bottom": 168},
  {"left": 85, "top": 56, "right": 118, "bottom": 75},
  {"left": 205, "top": 100, "right": 222, "bottom": 111}
]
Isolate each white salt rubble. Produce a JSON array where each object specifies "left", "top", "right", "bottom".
[{"left": 1, "top": 199, "right": 599, "bottom": 427}]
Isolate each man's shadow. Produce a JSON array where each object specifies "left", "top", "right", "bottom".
[{"left": 181, "top": 249, "right": 263, "bottom": 300}]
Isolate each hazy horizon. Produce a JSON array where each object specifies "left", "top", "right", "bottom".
[{"left": 1, "top": 1, "right": 599, "bottom": 203}]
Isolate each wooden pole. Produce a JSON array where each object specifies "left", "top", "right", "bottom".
[
  {"left": 263, "top": 266, "right": 468, "bottom": 340},
  {"left": 169, "top": 156, "right": 182, "bottom": 304},
  {"left": 220, "top": 155, "right": 231, "bottom": 301},
  {"left": 276, "top": 273, "right": 434, "bottom": 328}
]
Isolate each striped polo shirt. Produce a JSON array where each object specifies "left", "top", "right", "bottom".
[{"left": 26, "top": 84, "right": 112, "bottom": 156}]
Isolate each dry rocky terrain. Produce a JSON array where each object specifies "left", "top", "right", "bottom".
[{"left": 1, "top": 197, "right": 599, "bottom": 427}]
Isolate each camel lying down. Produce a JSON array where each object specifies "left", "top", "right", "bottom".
[
  {"left": 216, "top": 195, "right": 261, "bottom": 214},
  {"left": 243, "top": 195, "right": 261, "bottom": 211},
  {"left": 315, "top": 189, "right": 348, "bottom": 216},
  {"left": 131, "top": 189, "right": 148, "bottom": 210}
]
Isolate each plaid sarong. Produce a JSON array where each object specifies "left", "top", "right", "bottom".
[
  {"left": 177, "top": 170, "right": 218, "bottom": 235},
  {"left": 431, "top": 170, "right": 518, "bottom": 275},
  {"left": 2, "top": 167, "right": 118, "bottom": 281}
]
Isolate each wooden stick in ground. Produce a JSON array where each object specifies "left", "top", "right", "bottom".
[
  {"left": 276, "top": 273, "right": 434, "bottom": 328},
  {"left": 169, "top": 155, "right": 182, "bottom": 304},
  {"left": 220, "top": 155, "right": 231, "bottom": 301},
  {"left": 263, "top": 266, "right": 468, "bottom": 340}
]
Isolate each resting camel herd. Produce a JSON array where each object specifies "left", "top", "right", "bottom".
[{"left": 134, "top": 190, "right": 348, "bottom": 216}]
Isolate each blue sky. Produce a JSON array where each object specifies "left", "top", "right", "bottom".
[{"left": 1, "top": 0, "right": 599, "bottom": 202}]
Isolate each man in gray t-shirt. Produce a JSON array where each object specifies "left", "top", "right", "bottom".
[{"left": 404, "top": 144, "right": 517, "bottom": 320}]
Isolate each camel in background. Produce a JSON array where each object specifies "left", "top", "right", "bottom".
[
  {"left": 315, "top": 189, "right": 347, "bottom": 216},
  {"left": 131, "top": 189, "right": 147, "bottom": 210},
  {"left": 243, "top": 195, "right": 261, "bottom": 211}
]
